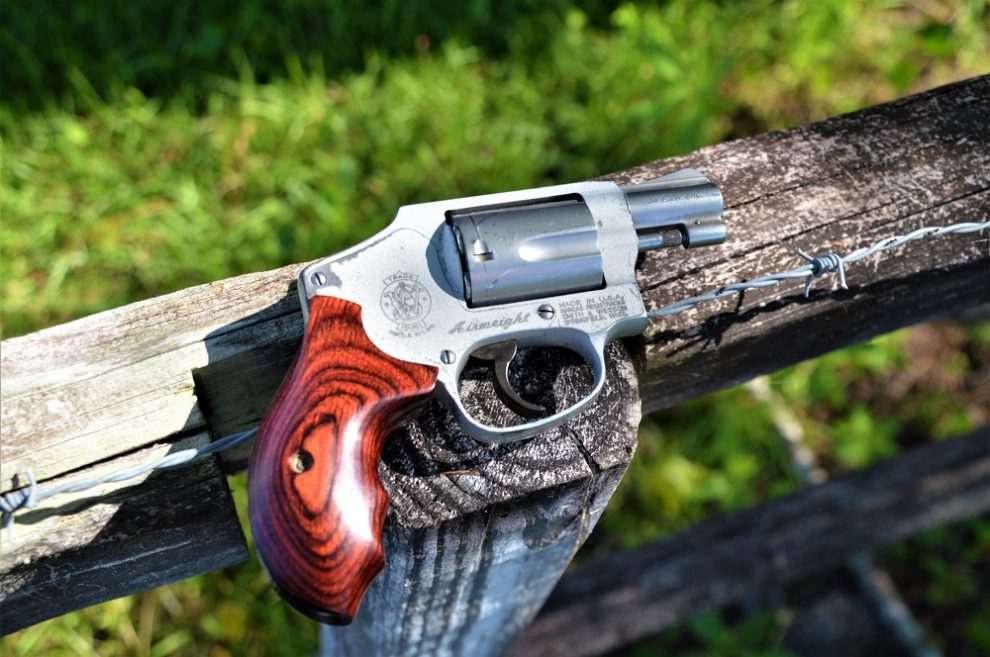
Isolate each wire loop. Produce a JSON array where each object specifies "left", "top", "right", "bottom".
[
  {"left": 0, "top": 428, "right": 257, "bottom": 542},
  {"left": 798, "top": 250, "right": 847, "bottom": 296},
  {"left": 1, "top": 469, "right": 37, "bottom": 542}
]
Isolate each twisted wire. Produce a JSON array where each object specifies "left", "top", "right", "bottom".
[
  {"left": 1, "top": 428, "right": 257, "bottom": 541},
  {"left": 650, "top": 221, "right": 989, "bottom": 318}
]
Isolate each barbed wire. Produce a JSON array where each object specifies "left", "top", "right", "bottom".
[
  {"left": 1, "top": 428, "right": 257, "bottom": 541},
  {"left": 2, "top": 220, "right": 988, "bottom": 540},
  {"left": 649, "top": 221, "right": 990, "bottom": 317}
]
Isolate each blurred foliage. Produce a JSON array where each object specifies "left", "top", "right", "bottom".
[
  {"left": 600, "top": 390, "right": 799, "bottom": 547},
  {"left": 603, "top": 323, "right": 988, "bottom": 657},
  {"left": 0, "top": 0, "right": 626, "bottom": 111},
  {"left": 3, "top": 0, "right": 987, "bottom": 337},
  {"left": 1, "top": 1, "right": 988, "bottom": 656},
  {"left": 616, "top": 609, "right": 796, "bottom": 657},
  {"left": 599, "top": 327, "right": 987, "bottom": 544},
  {"left": 880, "top": 518, "right": 990, "bottom": 657}
]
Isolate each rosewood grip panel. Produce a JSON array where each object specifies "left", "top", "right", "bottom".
[{"left": 248, "top": 295, "right": 438, "bottom": 624}]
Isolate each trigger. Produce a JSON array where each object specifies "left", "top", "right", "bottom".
[{"left": 471, "top": 340, "right": 547, "bottom": 418}]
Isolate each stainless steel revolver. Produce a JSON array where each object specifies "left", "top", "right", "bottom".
[{"left": 248, "top": 169, "right": 725, "bottom": 624}]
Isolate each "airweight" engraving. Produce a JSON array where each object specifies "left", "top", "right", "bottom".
[{"left": 448, "top": 312, "right": 530, "bottom": 334}]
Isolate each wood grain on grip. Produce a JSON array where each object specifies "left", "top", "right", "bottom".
[{"left": 248, "top": 295, "right": 438, "bottom": 624}]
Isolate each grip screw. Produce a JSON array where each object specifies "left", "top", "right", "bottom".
[
  {"left": 289, "top": 450, "right": 314, "bottom": 474},
  {"left": 538, "top": 304, "right": 555, "bottom": 320}
]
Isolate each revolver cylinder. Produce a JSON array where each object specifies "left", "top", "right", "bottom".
[
  {"left": 448, "top": 196, "right": 604, "bottom": 308},
  {"left": 447, "top": 170, "right": 725, "bottom": 308}
]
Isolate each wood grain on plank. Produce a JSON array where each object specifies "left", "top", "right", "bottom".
[
  {"left": 0, "top": 433, "right": 247, "bottom": 635},
  {"left": 0, "top": 266, "right": 305, "bottom": 486},
  {"left": 4, "top": 78, "right": 985, "bottom": 492},
  {"left": 320, "top": 380, "right": 639, "bottom": 657},
  {"left": 626, "top": 76, "right": 989, "bottom": 411},
  {"left": 0, "top": 77, "right": 987, "bottom": 643}
]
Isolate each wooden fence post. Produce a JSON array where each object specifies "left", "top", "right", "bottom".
[{"left": 317, "top": 342, "right": 640, "bottom": 657}]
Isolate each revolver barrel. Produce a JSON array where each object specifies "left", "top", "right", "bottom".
[{"left": 621, "top": 169, "right": 726, "bottom": 250}]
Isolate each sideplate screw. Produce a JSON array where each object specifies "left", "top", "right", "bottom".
[
  {"left": 538, "top": 304, "right": 555, "bottom": 320},
  {"left": 310, "top": 271, "right": 327, "bottom": 287},
  {"left": 440, "top": 350, "right": 456, "bottom": 365}
]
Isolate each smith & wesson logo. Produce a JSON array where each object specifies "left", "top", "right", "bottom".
[{"left": 380, "top": 271, "right": 433, "bottom": 337}]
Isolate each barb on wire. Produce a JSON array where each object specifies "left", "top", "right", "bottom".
[
  {"left": 0, "top": 427, "right": 258, "bottom": 541},
  {"left": 649, "top": 221, "right": 989, "bottom": 318}
]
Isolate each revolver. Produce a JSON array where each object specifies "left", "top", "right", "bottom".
[{"left": 247, "top": 169, "right": 725, "bottom": 624}]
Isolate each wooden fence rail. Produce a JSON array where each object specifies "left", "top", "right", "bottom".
[
  {"left": 508, "top": 427, "right": 990, "bottom": 657},
  {"left": 2, "top": 75, "right": 988, "bottom": 653}
]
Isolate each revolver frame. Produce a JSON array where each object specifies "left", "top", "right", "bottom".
[{"left": 298, "top": 169, "right": 724, "bottom": 443}]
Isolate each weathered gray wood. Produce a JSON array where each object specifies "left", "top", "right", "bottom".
[
  {"left": 507, "top": 428, "right": 990, "bottom": 657},
  {"left": 305, "top": 341, "right": 641, "bottom": 657},
  {"left": 0, "top": 432, "right": 247, "bottom": 634},
  {"left": 1, "top": 267, "right": 306, "bottom": 484},
  {"left": 2, "top": 76, "right": 984, "bottom": 485},
  {"left": 0, "top": 272, "right": 642, "bottom": 639},
  {"left": 250, "top": 334, "right": 643, "bottom": 657},
  {"left": 626, "top": 75, "right": 989, "bottom": 412},
  {"left": 0, "top": 76, "right": 987, "bottom": 644},
  {"left": 0, "top": 269, "right": 300, "bottom": 630},
  {"left": 320, "top": 463, "right": 629, "bottom": 657}
]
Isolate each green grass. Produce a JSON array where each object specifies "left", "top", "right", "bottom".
[
  {"left": 0, "top": 0, "right": 628, "bottom": 112},
  {"left": 2, "top": 1, "right": 988, "bottom": 655}
]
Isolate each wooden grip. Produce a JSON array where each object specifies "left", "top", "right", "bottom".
[{"left": 248, "top": 295, "right": 438, "bottom": 624}]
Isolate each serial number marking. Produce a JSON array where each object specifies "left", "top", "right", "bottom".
[{"left": 559, "top": 295, "right": 628, "bottom": 325}]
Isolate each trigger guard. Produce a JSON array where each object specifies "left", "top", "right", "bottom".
[{"left": 437, "top": 337, "right": 608, "bottom": 444}]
